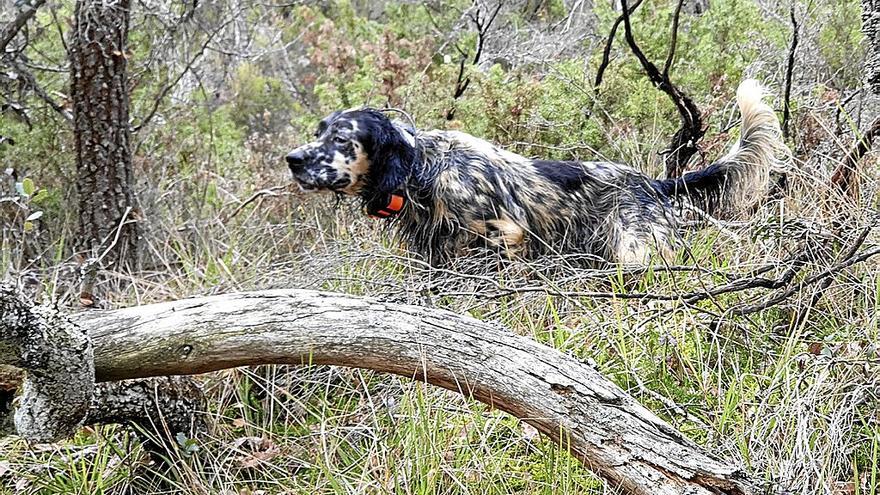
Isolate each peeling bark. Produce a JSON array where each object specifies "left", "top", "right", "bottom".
[
  {"left": 86, "top": 377, "right": 206, "bottom": 440},
  {"left": 0, "top": 286, "right": 771, "bottom": 494},
  {"left": 76, "top": 290, "right": 766, "bottom": 495},
  {"left": 0, "top": 285, "right": 94, "bottom": 442}
]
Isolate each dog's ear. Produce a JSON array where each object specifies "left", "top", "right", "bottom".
[
  {"left": 369, "top": 119, "right": 417, "bottom": 195},
  {"left": 315, "top": 111, "right": 342, "bottom": 137}
]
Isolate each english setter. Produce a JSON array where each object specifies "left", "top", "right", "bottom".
[{"left": 285, "top": 79, "right": 786, "bottom": 266}]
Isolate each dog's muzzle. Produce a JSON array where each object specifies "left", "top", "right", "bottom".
[
  {"left": 285, "top": 149, "right": 314, "bottom": 189},
  {"left": 286, "top": 149, "right": 350, "bottom": 191}
]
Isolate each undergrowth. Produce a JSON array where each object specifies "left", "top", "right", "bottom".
[{"left": 1, "top": 0, "right": 878, "bottom": 493}]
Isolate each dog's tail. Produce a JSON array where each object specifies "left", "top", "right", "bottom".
[{"left": 655, "top": 79, "right": 788, "bottom": 217}]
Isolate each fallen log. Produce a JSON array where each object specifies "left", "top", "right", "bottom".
[
  {"left": 2, "top": 288, "right": 770, "bottom": 494},
  {"left": 0, "top": 285, "right": 204, "bottom": 443}
]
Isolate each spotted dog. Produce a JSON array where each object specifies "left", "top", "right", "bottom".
[{"left": 286, "top": 80, "right": 787, "bottom": 266}]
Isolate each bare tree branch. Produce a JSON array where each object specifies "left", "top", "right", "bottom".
[
  {"left": 781, "top": 2, "right": 798, "bottom": 141},
  {"left": 619, "top": 0, "right": 704, "bottom": 178},
  {"left": 663, "top": 0, "right": 686, "bottom": 78},
  {"left": 0, "top": 0, "right": 48, "bottom": 54},
  {"left": 593, "top": 0, "right": 646, "bottom": 95},
  {"left": 790, "top": 225, "right": 873, "bottom": 326},
  {"left": 829, "top": 116, "right": 880, "bottom": 200},
  {"left": 4, "top": 57, "right": 72, "bottom": 122},
  {"left": 446, "top": 1, "right": 502, "bottom": 120},
  {"left": 733, "top": 242, "right": 880, "bottom": 316},
  {"left": 131, "top": 16, "right": 233, "bottom": 133}
]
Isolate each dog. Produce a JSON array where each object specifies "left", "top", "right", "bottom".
[{"left": 285, "top": 79, "right": 786, "bottom": 266}]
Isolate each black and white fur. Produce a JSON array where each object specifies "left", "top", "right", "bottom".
[{"left": 286, "top": 79, "right": 787, "bottom": 266}]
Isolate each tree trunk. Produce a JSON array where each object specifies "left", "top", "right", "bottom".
[
  {"left": 864, "top": 0, "right": 880, "bottom": 93},
  {"left": 0, "top": 284, "right": 203, "bottom": 442},
  {"left": 70, "top": 0, "right": 138, "bottom": 267}
]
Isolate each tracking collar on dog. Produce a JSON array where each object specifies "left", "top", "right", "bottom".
[
  {"left": 367, "top": 193, "right": 406, "bottom": 219},
  {"left": 366, "top": 116, "right": 417, "bottom": 219}
]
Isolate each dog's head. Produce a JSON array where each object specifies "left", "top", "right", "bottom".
[{"left": 285, "top": 109, "right": 417, "bottom": 199}]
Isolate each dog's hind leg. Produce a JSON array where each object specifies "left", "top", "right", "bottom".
[
  {"left": 611, "top": 223, "right": 676, "bottom": 265},
  {"left": 612, "top": 231, "right": 651, "bottom": 265},
  {"left": 486, "top": 218, "right": 526, "bottom": 255}
]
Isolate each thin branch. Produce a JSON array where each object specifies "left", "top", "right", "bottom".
[
  {"left": 791, "top": 225, "right": 873, "bottom": 326},
  {"left": 434, "top": 249, "right": 810, "bottom": 303},
  {"left": 48, "top": 4, "right": 69, "bottom": 55},
  {"left": 222, "top": 185, "right": 288, "bottom": 221},
  {"left": 663, "top": 0, "right": 686, "bottom": 78},
  {"left": 131, "top": 17, "right": 232, "bottom": 133},
  {"left": 79, "top": 207, "right": 135, "bottom": 306},
  {"left": 781, "top": 2, "right": 798, "bottom": 141},
  {"left": 619, "top": 0, "right": 704, "bottom": 177},
  {"left": 734, "top": 244, "right": 880, "bottom": 316},
  {"left": 593, "top": 0, "right": 646, "bottom": 95},
  {"left": 829, "top": 115, "right": 880, "bottom": 200},
  {"left": 0, "top": 0, "right": 47, "bottom": 54},
  {"left": 446, "top": 1, "right": 502, "bottom": 120},
  {"left": 4, "top": 57, "right": 72, "bottom": 122}
]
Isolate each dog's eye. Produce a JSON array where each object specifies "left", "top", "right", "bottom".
[{"left": 333, "top": 135, "right": 348, "bottom": 144}]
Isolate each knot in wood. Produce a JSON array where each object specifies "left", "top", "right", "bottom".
[
  {"left": 544, "top": 371, "right": 576, "bottom": 396},
  {"left": 177, "top": 344, "right": 194, "bottom": 359}
]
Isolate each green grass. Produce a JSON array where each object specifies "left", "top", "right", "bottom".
[
  {"left": 1, "top": 0, "right": 878, "bottom": 492},
  {"left": 5, "top": 190, "right": 878, "bottom": 493},
  {"left": 3, "top": 122, "right": 878, "bottom": 492}
]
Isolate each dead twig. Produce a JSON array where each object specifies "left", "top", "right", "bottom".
[
  {"left": 829, "top": 116, "right": 880, "bottom": 201},
  {"left": 733, "top": 243, "right": 880, "bottom": 316},
  {"left": 619, "top": 0, "right": 704, "bottom": 178},
  {"left": 790, "top": 226, "right": 873, "bottom": 327},
  {"left": 446, "top": 1, "right": 502, "bottom": 120},
  {"left": 222, "top": 185, "right": 289, "bottom": 221},
  {"left": 781, "top": 2, "right": 798, "bottom": 142},
  {"left": 79, "top": 207, "right": 135, "bottom": 307}
]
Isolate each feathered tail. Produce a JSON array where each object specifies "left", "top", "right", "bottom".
[{"left": 655, "top": 79, "right": 789, "bottom": 217}]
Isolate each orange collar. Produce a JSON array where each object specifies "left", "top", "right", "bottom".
[{"left": 368, "top": 193, "right": 406, "bottom": 219}]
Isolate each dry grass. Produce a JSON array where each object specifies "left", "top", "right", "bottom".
[{"left": 2, "top": 78, "right": 879, "bottom": 495}]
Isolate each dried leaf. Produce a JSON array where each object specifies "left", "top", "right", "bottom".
[
  {"left": 235, "top": 437, "right": 281, "bottom": 469},
  {"left": 831, "top": 481, "right": 856, "bottom": 495},
  {"left": 80, "top": 292, "right": 95, "bottom": 307},
  {"left": 521, "top": 423, "right": 539, "bottom": 442}
]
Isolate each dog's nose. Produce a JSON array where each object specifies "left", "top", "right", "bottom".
[{"left": 286, "top": 150, "right": 305, "bottom": 170}]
